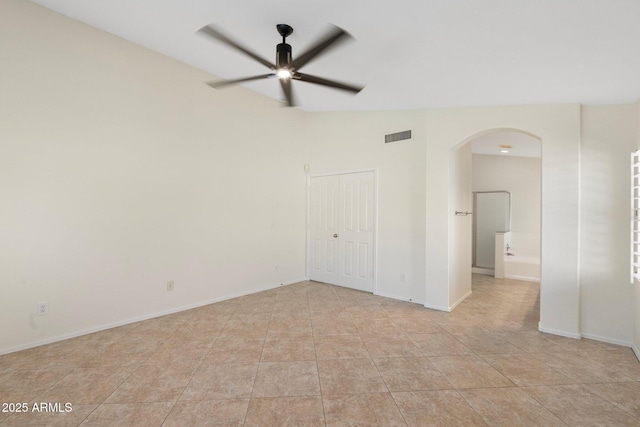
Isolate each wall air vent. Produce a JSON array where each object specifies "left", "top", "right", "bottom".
[{"left": 384, "top": 129, "right": 412, "bottom": 144}]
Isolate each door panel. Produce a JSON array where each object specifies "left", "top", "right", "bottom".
[
  {"left": 309, "top": 171, "right": 375, "bottom": 292},
  {"left": 473, "top": 191, "right": 511, "bottom": 269},
  {"left": 309, "top": 175, "right": 340, "bottom": 284},
  {"left": 338, "top": 172, "right": 375, "bottom": 291}
]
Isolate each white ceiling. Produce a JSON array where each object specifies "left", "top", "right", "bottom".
[
  {"left": 471, "top": 131, "right": 541, "bottom": 158},
  {"left": 30, "top": 0, "right": 640, "bottom": 112}
]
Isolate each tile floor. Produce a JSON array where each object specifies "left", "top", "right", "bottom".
[{"left": 1, "top": 275, "right": 639, "bottom": 426}]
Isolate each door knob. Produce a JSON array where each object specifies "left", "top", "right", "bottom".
[{"left": 333, "top": 234, "right": 338, "bottom": 238}]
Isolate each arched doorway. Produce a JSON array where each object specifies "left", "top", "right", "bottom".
[{"left": 448, "top": 128, "right": 542, "bottom": 322}]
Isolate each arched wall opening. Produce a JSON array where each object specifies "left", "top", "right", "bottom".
[
  {"left": 447, "top": 128, "right": 542, "bottom": 321},
  {"left": 424, "top": 105, "right": 581, "bottom": 339}
]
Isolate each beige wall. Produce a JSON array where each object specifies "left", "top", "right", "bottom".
[
  {"left": 305, "top": 110, "right": 427, "bottom": 303},
  {"left": 581, "top": 105, "right": 637, "bottom": 345},
  {"left": 3, "top": 0, "right": 639, "bottom": 355},
  {"left": 472, "top": 154, "right": 541, "bottom": 240},
  {"left": 448, "top": 143, "right": 473, "bottom": 308},
  {"left": 0, "top": 1, "right": 308, "bottom": 353},
  {"left": 426, "top": 106, "right": 582, "bottom": 335}
]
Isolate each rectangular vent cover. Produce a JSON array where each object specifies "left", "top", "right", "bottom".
[{"left": 385, "top": 129, "right": 412, "bottom": 144}]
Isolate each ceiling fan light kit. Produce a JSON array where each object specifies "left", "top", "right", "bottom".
[{"left": 197, "top": 23, "right": 364, "bottom": 107}]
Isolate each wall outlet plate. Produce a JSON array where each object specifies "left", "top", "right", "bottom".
[
  {"left": 36, "top": 302, "right": 49, "bottom": 316},
  {"left": 167, "top": 281, "right": 174, "bottom": 291}
]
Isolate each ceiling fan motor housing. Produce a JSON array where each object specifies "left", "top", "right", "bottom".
[
  {"left": 276, "top": 42, "right": 292, "bottom": 69},
  {"left": 276, "top": 24, "right": 293, "bottom": 69}
]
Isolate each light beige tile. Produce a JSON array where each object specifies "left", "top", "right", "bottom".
[
  {"left": 252, "top": 361, "right": 321, "bottom": 397},
  {"left": 261, "top": 335, "right": 315, "bottom": 362},
  {"left": 346, "top": 306, "right": 388, "bottom": 318},
  {"left": 374, "top": 357, "right": 451, "bottom": 391},
  {"left": 311, "top": 318, "right": 359, "bottom": 336},
  {"left": 231, "top": 304, "right": 274, "bottom": 317},
  {"left": 181, "top": 362, "right": 258, "bottom": 401},
  {"left": 186, "top": 307, "right": 234, "bottom": 323},
  {"left": 272, "top": 301, "right": 310, "bottom": 314},
  {"left": 219, "top": 319, "right": 269, "bottom": 338},
  {"left": 317, "top": 358, "right": 387, "bottom": 395},
  {"left": 525, "top": 384, "right": 640, "bottom": 426},
  {"left": 79, "top": 402, "right": 173, "bottom": 426},
  {"left": 553, "top": 336, "right": 627, "bottom": 352},
  {"left": 245, "top": 396, "right": 324, "bottom": 427},
  {"left": 314, "top": 335, "right": 370, "bottom": 360},
  {"left": 437, "top": 324, "right": 492, "bottom": 336},
  {"left": 323, "top": 393, "right": 406, "bottom": 427},
  {"left": 452, "top": 332, "right": 523, "bottom": 354},
  {"left": 0, "top": 368, "right": 72, "bottom": 402},
  {"left": 352, "top": 317, "right": 405, "bottom": 338},
  {"left": 428, "top": 355, "right": 514, "bottom": 389},
  {"left": 144, "top": 337, "right": 212, "bottom": 365},
  {"left": 35, "top": 366, "right": 133, "bottom": 405},
  {"left": 461, "top": 387, "right": 566, "bottom": 426},
  {"left": 391, "top": 317, "right": 447, "bottom": 335},
  {"left": 531, "top": 351, "right": 635, "bottom": 383},
  {"left": 363, "top": 337, "right": 423, "bottom": 358},
  {"left": 6, "top": 277, "right": 639, "bottom": 426},
  {"left": 586, "top": 381, "right": 640, "bottom": 419},
  {"left": 583, "top": 349, "right": 640, "bottom": 381},
  {"left": 267, "top": 316, "right": 312, "bottom": 336},
  {"left": 497, "top": 331, "right": 569, "bottom": 353},
  {"left": 174, "top": 320, "right": 226, "bottom": 339},
  {"left": 392, "top": 390, "right": 488, "bottom": 426},
  {"left": 0, "top": 404, "right": 97, "bottom": 427},
  {"left": 106, "top": 361, "right": 199, "bottom": 403},
  {"left": 480, "top": 353, "right": 573, "bottom": 386},
  {"left": 163, "top": 399, "right": 249, "bottom": 427},
  {"left": 410, "top": 333, "right": 473, "bottom": 356},
  {"left": 204, "top": 337, "right": 265, "bottom": 364}
]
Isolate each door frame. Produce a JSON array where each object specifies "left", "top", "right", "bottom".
[{"left": 305, "top": 168, "right": 379, "bottom": 295}]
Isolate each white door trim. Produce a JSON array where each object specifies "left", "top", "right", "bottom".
[{"left": 306, "top": 168, "right": 378, "bottom": 295}]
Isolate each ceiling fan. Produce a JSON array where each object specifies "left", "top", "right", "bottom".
[{"left": 196, "top": 23, "right": 364, "bottom": 107}]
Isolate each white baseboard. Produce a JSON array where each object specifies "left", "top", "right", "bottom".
[
  {"left": 581, "top": 332, "right": 633, "bottom": 348},
  {"left": 538, "top": 323, "right": 634, "bottom": 348},
  {"left": 449, "top": 290, "right": 472, "bottom": 311},
  {"left": 538, "top": 323, "right": 582, "bottom": 340},
  {"left": 472, "top": 267, "right": 494, "bottom": 275},
  {"left": 505, "top": 274, "right": 540, "bottom": 282},
  {"left": 374, "top": 291, "right": 424, "bottom": 305},
  {"left": 423, "top": 302, "right": 451, "bottom": 312},
  {"left": 423, "top": 290, "right": 472, "bottom": 313},
  {"left": 0, "top": 278, "right": 306, "bottom": 356}
]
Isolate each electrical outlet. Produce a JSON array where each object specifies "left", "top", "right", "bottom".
[
  {"left": 36, "top": 302, "right": 49, "bottom": 316},
  {"left": 167, "top": 281, "right": 174, "bottom": 291},
  {"left": 400, "top": 273, "right": 406, "bottom": 282}
]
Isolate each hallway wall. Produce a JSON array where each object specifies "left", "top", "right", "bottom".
[
  {"left": 425, "top": 105, "right": 582, "bottom": 336},
  {"left": 580, "top": 105, "right": 637, "bottom": 346},
  {"left": 472, "top": 154, "right": 541, "bottom": 251},
  {"left": 448, "top": 144, "right": 473, "bottom": 309}
]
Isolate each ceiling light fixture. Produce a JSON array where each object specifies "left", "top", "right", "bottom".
[
  {"left": 276, "top": 68, "right": 292, "bottom": 79},
  {"left": 501, "top": 149, "right": 509, "bottom": 153}
]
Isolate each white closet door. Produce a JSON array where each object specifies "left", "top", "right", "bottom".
[
  {"left": 338, "top": 172, "right": 375, "bottom": 292},
  {"left": 309, "top": 175, "right": 340, "bottom": 285},
  {"left": 309, "top": 171, "right": 375, "bottom": 292}
]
